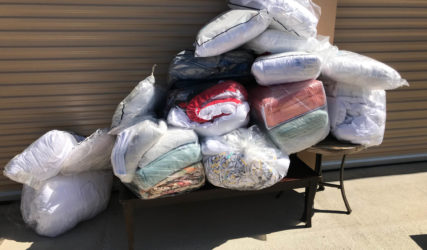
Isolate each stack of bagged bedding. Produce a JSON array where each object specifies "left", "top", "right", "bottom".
[{"left": 3, "top": 129, "right": 114, "bottom": 237}]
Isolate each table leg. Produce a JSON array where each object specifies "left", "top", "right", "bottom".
[
  {"left": 339, "top": 154, "right": 352, "bottom": 214},
  {"left": 304, "top": 181, "right": 317, "bottom": 228},
  {"left": 122, "top": 202, "right": 135, "bottom": 250},
  {"left": 315, "top": 153, "right": 325, "bottom": 191}
]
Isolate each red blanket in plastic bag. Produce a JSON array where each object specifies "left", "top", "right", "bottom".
[{"left": 250, "top": 79, "right": 326, "bottom": 129}]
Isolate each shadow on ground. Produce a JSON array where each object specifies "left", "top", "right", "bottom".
[{"left": 0, "top": 189, "right": 306, "bottom": 250}]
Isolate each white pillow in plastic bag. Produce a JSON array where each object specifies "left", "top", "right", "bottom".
[
  {"left": 322, "top": 50, "right": 409, "bottom": 90},
  {"left": 229, "top": 0, "right": 320, "bottom": 38},
  {"left": 246, "top": 29, "right": 329, "bottom": 54},
  {"left": 202, "top": 126, "right": 289, "bottom": 191},
  {"left": 251, "top": 51, "right": 321, "bottom": 86},
  {"left": 60, "top": 129, "right": 115, "bottom": 175},
  {"left": 110, "top": 68, "right": 163, "bottom": 135},
  {"left": 325, "top": 81, "right": 386, "bottom": 146},
  {"left": 195, "top": 9, "right": 271, "bottom": 57},
  {"left": 21, "top": 170, "right": 113, "bottom": 237},
  {"left": 111, "top": 119, "right": 167, "bottom": 183},
  {"left": 3, "top": 130, "right": 78, "bottom": 188}
]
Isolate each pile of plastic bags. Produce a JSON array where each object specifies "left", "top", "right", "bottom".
[{"left": 2, "top": 0, "right": 409, "bottom": 238}]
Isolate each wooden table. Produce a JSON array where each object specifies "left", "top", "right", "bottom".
[
  {"left": 307, "top": 135, "right": 366, "bottom": 214},
  {"left": 119, "top": 154, "right": 320, "bottom": 250}
]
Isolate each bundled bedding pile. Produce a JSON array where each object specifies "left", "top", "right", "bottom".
[
  {"left": 128, "top": 128, "right": 204, "bottom": 199},
  {"left": 3, "top": 129, "right": 114, "bottom": 237},
  {"left": 250, "top": 79, "right": 329, "bottom": 154},
  {"left": 2, "top": 0, "right": 410, "bottom": 238},
  {"left": 202, "top": 126, "right": 289, "bottom": 190}
]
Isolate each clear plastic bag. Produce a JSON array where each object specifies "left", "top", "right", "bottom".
[
  {"left": 250, "top": 80, "right": 329, "bottom": 154},
  {"left": 110, "top": 66, "right": 164, "bottom": 135},
  {"left": 246, "top": 29, "right": 330, "bottom": 54},
  {"left": 229, "top": 0, "right": 320, "bottom": 38},
  {"left": 202, "top": 125, "right": 289, "bottom": 191},
  {"left": 60, "top": 128, "right": 115, "bottom": 175},
  {"left": 195, "top": 10, "right": 271, "bottom": 57},
  {"left": 111, "top": 119, "right": 167, "bottom": 183},
  {"left": 132, "top": 142, "right": 202, "bottom": 190},
  {"left": 167, "top": 80, "right": 250, "bottom": 137},
  {"left": 127, "top": 162, "right": 205, "bottom": 200},
  {"left": 3, "top": 130, "right": 79, "bottom": 188},
  {"left": 322, "top": 50, "right": 409, "bottom": 90},
  {"left": 168, "top": 49, "right": 255, "bottom": 88},
  {"left": 251, "top": 51, "right": 322, "bottom": 86},
  {"left": 21, "top": 170, "right": 112, "bottom": 237},
  {"left": 324, "top": 80, "right": 386, "bottom": 146}
]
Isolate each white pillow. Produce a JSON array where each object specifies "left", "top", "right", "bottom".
[
  {"left": 60, "top": 129, "right": 115, "bottom": 175},
  {"left": 246, "top": 29, "right": 328, "bottom": 54},
  {"left": 322, "top": 50, "right": 409, "bottom": 90},
  {"left": 110, "top": 69, "right": 163, "bottom": 135},
  {"left": 229, "top": 0, "right": 320, "bottom": 38},
  {"left": 251, "top": 51, "right": 321, "bottom": 85},
  {"left": 195, "top": 9, "right": 271, "bottom": 57},
  {"left": 21, "top": 170, "right": 112, "bottom": 237},
  {"left": 3, "top": 130, "right": 78, "bottom": 188}
]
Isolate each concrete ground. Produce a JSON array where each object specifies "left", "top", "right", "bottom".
[{"left": 0, "top": 162, "right": 426, "bottom": 250}]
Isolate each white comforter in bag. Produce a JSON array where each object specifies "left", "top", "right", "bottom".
[
  {"left": 21, "top": 171, "right": 113, "bottom": 237},
  {"left": 326, "top": 82, "right": 386, "bottom": 146},
  {"left": 3, "top": 130, "right": 79, "bottom": 188},
  {"left": 229, "top": 0, "right": 320, "bottom": 38}
]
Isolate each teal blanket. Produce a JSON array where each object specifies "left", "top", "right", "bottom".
[
  {"left": 133, "top": 142, "right": 202, "bottom": 190},
  {"left": 269, "top": 109, "right": 329, "bottom": 154}
]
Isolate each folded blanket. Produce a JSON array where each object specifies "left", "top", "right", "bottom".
[
  {"left": 202, "top": 126, "right": 289, "bottom": 191},
  {"left": 127, "top": 162, "right": 205, "bottom": 199},
  {"left": 250, "top": 79, "right": 326, "bottom": 129},
  {"left": 167, "top": 81, "right": 250, "bottom": 137},
  {"left": 325, "top": 81, "right": 386, "bottom": 146},
  {"left": 133, "top": 142, "right": 202, "bottom": 190},
  {"left": 268, "top": 109, "right": 329, "bottom": 154},
  {"left": 168, "top": 50, "right": 254, "bottom": 88},
  {"left": 138, "top": 128, "right": 198, "bottom": 169},
  {"left": 111, "top": 119, "right": 167, "bottom": 183},
  {"left": 251, "top": 52, "right": 321, "bottom": 86}
]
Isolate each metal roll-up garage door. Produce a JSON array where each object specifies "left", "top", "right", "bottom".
[
  {"left": 0, "top": 0, "right": 230, "bottom": 198},
  {"left": 322, "top": 0, "right": 427, "bottom": 168}
]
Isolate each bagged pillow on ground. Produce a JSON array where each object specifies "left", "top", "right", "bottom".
[
  {"left": 60, "top": 129, "right": 115, "bottom": 175},
  {"left": 110, "top": 66, "right": 164, "bottom": 135},
  {"left": 168, "top": 49, "right": 255, "bottom": 88},
  {"left": 251, "top": 51, "right": 321, "bottom": 86},
  {"left": 324, "top": 80, "right": 386, "bottom": 146},
  {"left": 167, "top": 80, "right": 250, "bottom": 137},
  {"left": 202, "top": 126, "right": 289, "bottom": 190},
  {"left": 111, "top": 119, "right": 167, "bottom": 183},
  {"left": 250, "top": 80, "right": 329, "bottom": 154},
  {"left": 246, "top": 29, "right": 329, "bottom": 54},
  {"left": 195, "top": 10, "right": 271, "bottom": 57},
  {"left": 322, "top": 50, "right": 409, "bottom": 90},
  {"left": 229, "top": 0, "right": 320, "bottom": 38},
  {"left": 21, "top": 170, "right": 112, "bottom": 237},
  {"left": 3, "top": 130, "right": 79, "bottom": 188}
]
